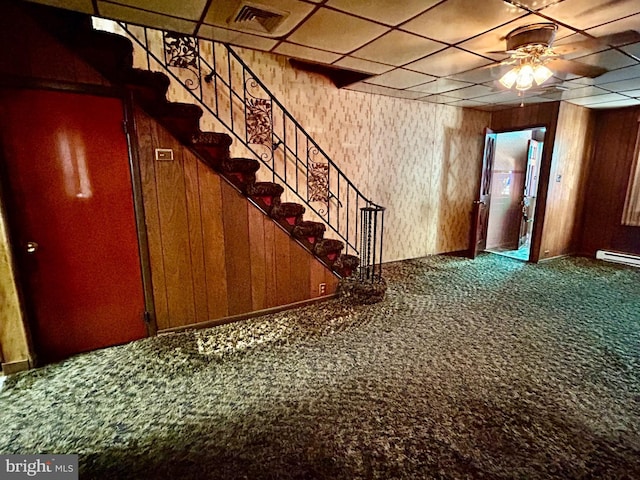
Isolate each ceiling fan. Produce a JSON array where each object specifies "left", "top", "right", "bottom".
[{"left": 490, "top": 23, "right": 640, "bottom": 91}]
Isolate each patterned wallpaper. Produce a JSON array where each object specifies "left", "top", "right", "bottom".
[
  {"left": 230, "top": 47, "right": 490, "bottom": 262},
  {"left": 118, "top": 22, "right": 491, "bottom": 263}
]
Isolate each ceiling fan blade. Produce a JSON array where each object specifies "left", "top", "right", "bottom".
[
  {"left": 553, "top": 30, "right": 640, "bottom": 55},
  {"left": 546, "top": 58, "right": 607, "bottom": 78}
]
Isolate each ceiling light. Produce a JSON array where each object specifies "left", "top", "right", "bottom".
[
  {"left": 533, "top": 64, "right": 553, "bottom": 85},
  {"left": 499, "top": 68, "right": 519, "bottom": 89},
  {"left": 499, "top": 60, "right": 553, "bottom": 92}
]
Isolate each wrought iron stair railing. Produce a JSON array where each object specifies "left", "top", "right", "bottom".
[{"left": 97, "top": 20, "right": 384, "bottom": 282}]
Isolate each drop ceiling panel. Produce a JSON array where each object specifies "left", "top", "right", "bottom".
[
  {"left": 274, "top": 43, "right": 342, "bottom": 63},
  {"left": 599, "top": 78, "right": 640, "bottom": 93},
  {"left": 586, "top": 13, "right": 640, "bottom": 39},
  {"left": 351, "top": 30, "right": 445, "bottom": 66},
  {"left": 447, "top": 99, "right": 489, "bottom": 108},
  {"left": 568, "top": 92, "right": 630, "bottom": 105},
  {"left": 472, "top": 90, "right": 525, "bottom": 103},
  {"left": 198, "top": 25, "right": 279, "bottom": 50},
  {"left": 418, "top": 94, "right": 459, "bottom": 104},
  {"left": 545, "top": 85, "right": 610, "bottom": 100},
  {"left": 333, "top": 56, "right": 394, "bottom": 74},
  {"left": 539, "top": 0, "right": 640, "bottom": 31},
  {"left": 622, "top": 42, "right": 640, "bottom": 60},
  {"left": 285, "top": 8, "right": 389, "bottom": 54},
  {"left": 573, "top": 49, "right": 638, "bottom": 71},
  {"left": 365, "top": 68, "right": 436, "bottom": 89},
  {"left": 24, "top": 0, "right": 640, "bottom": 109},
  {"left": 406, "top": 48, "right": 493, "bottom": 77},
  {"left": 346, "top": 82, "right": 426, "bottom": 99},
  {"left": 444, "top": 84, "right": 495, "bottom": 99},
  {"left": 202, "top": 0, "right": 314, "bottom": 38},
  {"left": 584, "top": 98, "right": 640, "bottom": 108},
  {"left": 97, "top": 2, "right": 197, "bottom": 34},
  {"left": 401, "top": 0, "right": 527, "bottom": 45},
  {"left": 407, "top": 78, "right": 472, "bottom": 94},
  {"left": 105, "top": 0, "right": 208, "bottom": 21},
  {"left": 326, "top": 0, "right": 441, "bottom": 26}
]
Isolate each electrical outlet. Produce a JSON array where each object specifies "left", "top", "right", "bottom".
[{"left": 319, "top": 283, "right": 326, "bottom": 295}]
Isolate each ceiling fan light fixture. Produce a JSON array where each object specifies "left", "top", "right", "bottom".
[
  {"left": 499, "top": 67, "right": 519, "bottom": 89},
  {"left": 533, "top": 64, "right": 553, "bottom": 85},
  {"left": 515, "top": 64, "right": 534, "bottom": 91}
]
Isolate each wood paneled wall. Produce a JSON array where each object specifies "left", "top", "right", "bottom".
[
  {"left": 490, "top": 102, "right": 560, "bottom": 262},
  {"left": 134, "top": 107, "right": 339, "bottom": 332},
  {"left": 540, "top": 102, "right": 595, "bottom": 259},
  {"left": 580, "top": 106, "right": 640, "bottom": 256}
]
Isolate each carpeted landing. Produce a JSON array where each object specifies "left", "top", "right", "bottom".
[{"left": 1, "top": 254, "right": 639, "bottom": 479}]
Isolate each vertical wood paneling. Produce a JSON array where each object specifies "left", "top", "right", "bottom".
[
  {"left": 135, "top": 108, "right": 170, "bottom": 329},
  {"left": 290, "top": 241, "right": 311, "bottom": 303},
  {"left": 152, "top": 126, "right": 197, "bottom": 327},
  {"left": 263, "top": 219, "right": 278, "bottom": 309},
  {"left": 183, "top": 150, "right": 209, "bottom": 324},
  {"left": 248, "top": 206, "right": 267, "bottom": 311},
  {"left": 274, "top": 227, "right": 292, "bottom": 306},
  {"left": 221, "top": 183, "right": 253, "bottom": 316},
  {"left": 580, "top": 106, "right": 640, "bottom": 256},
  {"left": 540, "top": 102, "right": 594, "bottom": 259},
  {"left": 198, "top": 163, "right": 229, "bottom": 319}
]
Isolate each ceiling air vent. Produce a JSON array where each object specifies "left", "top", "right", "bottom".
[{"left": 229, "top": 3, "right": 289, "bottom": 34}]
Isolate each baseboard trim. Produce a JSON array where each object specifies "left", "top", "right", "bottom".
[
  {"left": 1, "top": 359, "right": 31, "bottom": 375},
  {"left": 158, "top": 294, "right": 339, "bottom": 335}
]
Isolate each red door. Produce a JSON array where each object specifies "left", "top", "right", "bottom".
[
  {"left": 0, "top": 89, "right": 147, "bottom": 362},
  {"left": 468, "top": 128, "right": 496, "bottom": 259}
]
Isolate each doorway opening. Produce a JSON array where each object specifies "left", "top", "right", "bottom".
[{"left": 485, "top": 127, "right": 545, "bottom": 262}]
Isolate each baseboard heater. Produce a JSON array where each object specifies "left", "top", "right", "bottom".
[{"left": 596, "top": 250, "right": 640, "bottom": 268}]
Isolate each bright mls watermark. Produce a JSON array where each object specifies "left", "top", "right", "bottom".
[{"left": 0, "top": 455, "right": 78, "bottom": 479}]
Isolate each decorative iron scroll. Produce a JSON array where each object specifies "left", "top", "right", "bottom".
[
  {"left": 245, "top": 79, "right": 273, "bottom": 146},
  {"left": 163, "top": 32, "right": 200, "bottom": 90},
  {"left": 308, "top": 147, "right": 329, "bottom": 214},
  {"left": 247, "top": 98, "right": 272, "bottom": 145}
]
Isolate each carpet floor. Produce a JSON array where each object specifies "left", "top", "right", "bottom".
[{"left": 1, "top": 254, "right": 639, "bottom": 479}]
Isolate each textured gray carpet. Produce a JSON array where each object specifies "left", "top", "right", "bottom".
[{"left": 1, "top": 254, "right": 639, "bottom": 479}]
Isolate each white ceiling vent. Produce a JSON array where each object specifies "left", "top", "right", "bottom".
[{"left": 229, "top": 2, "right": 289, "bottom": 34}]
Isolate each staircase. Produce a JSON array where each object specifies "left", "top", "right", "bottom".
[{"left": 35, "top": 6, "right": 383, "bottom": 284}]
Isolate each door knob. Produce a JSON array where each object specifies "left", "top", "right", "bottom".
[
  {"left": 473, "top": 200, "right": 485, "bottom": 205},
  {"left": 26, "top": 241, "right": 39, "bottom": 254}
]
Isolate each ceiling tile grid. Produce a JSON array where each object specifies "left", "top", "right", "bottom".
[{"left": 26, "top": 0, "right": 640, "bottom": 110}]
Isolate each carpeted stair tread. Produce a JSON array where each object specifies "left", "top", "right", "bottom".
[
  {"left": 271, "top": 202, "right": 305, "bottom": 228},
  {"left": 247, "top": 182, "right": 284, "bottom": 212},
  {"left": 123, "top": 69, "right": 171, "bottom": 104},
  {"left": 247, "top": 182, "right": 284, "bottom": 197},
  {"left": 314, "top": 238, "right": 344, "bottom": 264},
  {"left": 218, "top": 158, "right": 260, "bottom": 192},
  {"left": 191, "top": 132, "right": 233, "bottom": 148},
  {"left": 221, "top": 158, "right": 260, "bottom": 174},
  {"left": 292, "top": 221, "right": 326, "bottom": 246},
  {"left": 332, "top": 253, "right": 359, "bottom": 277}
]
